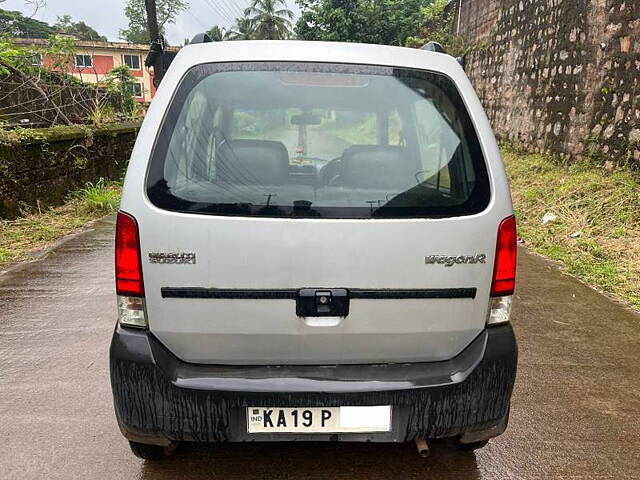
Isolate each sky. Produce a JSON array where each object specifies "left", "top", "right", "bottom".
[{"left": 2, "top": 0, "right": 301, "bottom": 45}]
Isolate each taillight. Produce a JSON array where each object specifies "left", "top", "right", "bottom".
[
  {"left": 115, "top": 211, "right": 144, "bottom": 297},
  {"left": 490, "top": 215, "right": 517, "bottom": 297}
]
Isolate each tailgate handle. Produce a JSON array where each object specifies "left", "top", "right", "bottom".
[{"left": 296, "top": 288, "right": 349, "bottom": 317}]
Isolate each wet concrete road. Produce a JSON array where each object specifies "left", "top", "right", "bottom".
[{"left": 0, "top": 217, "right": 639, "bottom": 479}]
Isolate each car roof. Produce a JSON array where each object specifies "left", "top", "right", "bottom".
[{"left": 172, "top": 40, "right": 463, "bottom": 76}]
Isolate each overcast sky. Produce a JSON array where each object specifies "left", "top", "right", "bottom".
[{"left": 3, "top": 0, "right": 301, "bottom": 45}]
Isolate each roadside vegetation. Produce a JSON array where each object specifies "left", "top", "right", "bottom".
[
  {"left": 0, "top": 4, "right": 142, "bottom": 271},
  {"left": 503, "top": 146, "right": 640, "bottom": 309},
  {"left": 0, "top": 179, "right": 121, "bottom": 269}
]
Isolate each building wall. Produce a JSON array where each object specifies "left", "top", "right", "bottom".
[
  {"left": 29, "top": 42, "right": 156, "bottom": 103},
  {"left": 15, "top": 38, "right": 179, "bottom": 104},
  {"left": 457, "top": 0, "right": 640, "bottom": 165},
  {"left": 64, "top": 48, "right": 153, "bottom": 103}
]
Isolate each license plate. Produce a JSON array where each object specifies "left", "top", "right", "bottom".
[{"left": 247, "top": 406, "right": 392, "bottom": 433}]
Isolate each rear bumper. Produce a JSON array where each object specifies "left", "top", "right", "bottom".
[{"left": 109, "top": 325, "right": 517, "bottom": 445}]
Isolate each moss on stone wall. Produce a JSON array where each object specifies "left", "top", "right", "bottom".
[
  {"left": 0, "top": 122, "right": 141, "bottom": 218},
  {"left": 0, "top": 122, "right": 140, "bottom": 146}
]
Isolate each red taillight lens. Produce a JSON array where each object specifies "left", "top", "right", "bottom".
[
  {"left": 491, "top": 215, "right": 517, "bottom": 297},
  {"left": 115, "top": 211, "right": 144, "bottom": 297}
]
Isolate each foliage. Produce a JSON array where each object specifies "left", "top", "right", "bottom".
[
  {"left": 87, "top": 103, "right": 117, "bottom": 126},
  {"left": 503, "top": 146, "right": 640, "bottom": 308},
  {"left": 41, "top": 33, "right": 77, "bottom": 71},
  {"left": 120, "top": 0, "right": 188, "bottom": 44},
  {"left": 294, "top": 0, "right": 475, "bottom": 54},
  {"left": 227, "top": 17, "right": 256, "bottom": 40},
  {"left": 244, "top": 0, "right": 293, "bottom": 40},
  {"left": 209, "top": 4, "right": 292, "bottom": 43},
  {"left": 295, "top": 0, "right": 428, "bottom": 46},
  {"left": 295, "top": 0, "right": 362, "bottom": 43},
  {"left": 0, "top": 32, "right": 80, "bottom": 79},
  {"left": 0, "top": 33, "right": 24, "bottom": 73},
  {"left": 0, "top": 178, "right": 122, "bottom": 268},
  {"left": 404, "top": 0, "right": 452, "bottom": 47},
  {"left": 0, "top": 8, "right": 54, "bottom": 38},
  {"left": 53, "top": 15, "right": 107, "bottom": 41},
  {"left": 206, "top": 25, "right": 229, "bottom": 42},
  {"left": 404, "top": 0, "right": 475, "bottom": 56},
  {"left": 72, "top": 177, "right": 121, "bottom": 214},
  {"left": 0, "top": 28, "right": 132, "bottom": 127},
  {"left": 105, "top": 65, "right": 136, "bottom": 116},
  {"left": 0, "top": 7, "right": 105, "bottom": 42}
]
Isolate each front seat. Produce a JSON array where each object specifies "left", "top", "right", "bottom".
[
  {"left": 217, "top": 139, "right": 289, "bottom": 185},
  {"left": 340, "top": 145, "right": 414, "bottom": 190}
]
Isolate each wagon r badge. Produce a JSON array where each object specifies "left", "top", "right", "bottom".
[
  {"left": 148, "top": 252, "right": 196, "bottom": 264},
  {"left": 425, "top": 254, "right": 487, "bottom": 267}
]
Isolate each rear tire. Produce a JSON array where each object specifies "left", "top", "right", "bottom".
[
  {"left": 455, "top": 439, "right": 489, "bottom": 451},
  {"left": 128, "top": 441, "right": 178, "bottom": 460}
]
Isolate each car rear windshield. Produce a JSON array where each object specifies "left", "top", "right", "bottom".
[{"left": 146, "top": 62, "right": 490, "bottom": 219}]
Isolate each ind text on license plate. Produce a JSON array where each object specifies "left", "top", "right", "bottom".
[{"left": 247, "top": 406, "right": 392, "bottom": 433}]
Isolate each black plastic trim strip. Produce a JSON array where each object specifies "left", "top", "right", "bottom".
[
  {"left": 350, "top": 289, "right": 476, "bottom": 299},
  {"left": 161, "top": 288, "right": 297, "bottom": 299},
  {"left": 161, "top": 287, "right": 476, "bottom": 300}
]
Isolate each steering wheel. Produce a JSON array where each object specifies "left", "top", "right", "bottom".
[{"left": 319, "top": 157, "right": 342, "bottom": 186}]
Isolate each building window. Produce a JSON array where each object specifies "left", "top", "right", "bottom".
[
  {"left": 123, "top": 54, "right": 141, "bottom": 70},
  {"left": 132, "top": 82, "right": 144, "bottom": 98},
  {"left": 75, "top": 54, "right": 92, "bottom": 68}
]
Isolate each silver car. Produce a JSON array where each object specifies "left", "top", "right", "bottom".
[{"left": 110, "top": 39, "right": 518, "bottom": 460}]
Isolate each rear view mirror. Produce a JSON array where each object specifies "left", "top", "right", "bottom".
[{"left": 291, "top": 113, "right": 322, "bottom": 126}]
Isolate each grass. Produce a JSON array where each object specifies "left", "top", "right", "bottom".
[
  {"left": 0, "top": 178, "right": 121, "bottom": 269},
  {"left": 503, "top": 146, "right": 640, "bottom": 308}
]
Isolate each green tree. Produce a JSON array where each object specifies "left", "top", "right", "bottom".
[
  {"left": 0, "top": 33, "right": 24, "bottom": 72},
  {"left": 0, "top": 8, "right": 54, "bottom": 38},
  {"left": 106, "top": 64, "right": 136, "bottom": 115},
  {"left": 244, "top": 0, "right": 293, "bottom": 40},
  {"left": 0, "top": 32, "right": 78, "bottom": 75},
  {"left": 405, "top": 0, "right": 471, "bottom": 55},
  {"left": 206, "top": 25, "right": 229, "bottom": 42},
  {"left": 54, "top": 15, "right": 107, "bottom": 41},
  {"left": 119, "top": 0, "right": 188, "bottom": 44},
  {"left": 43, "top": 33, "right": 77, "bottom": 71},
  {"left": 405, "top": 0, "right": 452, "bottom": 48},
  {"left": 226, "top": 17, "right": 255, "bottom": 41},
  {"left": 295, "top": 0, "right": 431, "bottom": 46},
  {"left": 295, "top": 0, "right": 366, "bottom": 43}
]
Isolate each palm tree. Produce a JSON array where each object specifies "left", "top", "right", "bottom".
[
  {"left": 206, "top": 25, "right": 229, "bottom": 42},
  {"left": 226, "top": 17, "right": 255, "bottom": 41},
  {"left": 243, "top": 0, "right": 293, "bottom": 40}
]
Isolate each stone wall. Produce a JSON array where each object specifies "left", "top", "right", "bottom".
[
  {"left": 454, "top": 0, "right": 501, "bottom": 41},
  {"left": 456, "top": 0, "right": 640, "bottom": 165},
  {"left": 0, "top": 122, "right": 140, "bottom": 218}
]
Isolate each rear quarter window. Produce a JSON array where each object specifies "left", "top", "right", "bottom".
[{"left": 146, "top": 62, "right": 490, "bottom": 219}]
